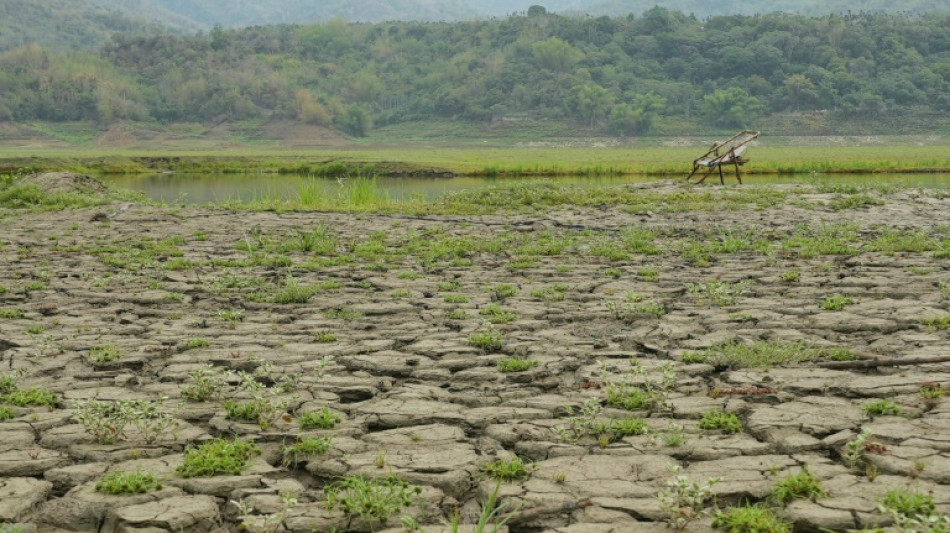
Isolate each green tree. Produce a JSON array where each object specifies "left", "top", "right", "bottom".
[
  {"left": 573, "top": 84, "right": 614, "bottom": 127},
  {"left": 610, "top": 92, "right": 666, "bottom": 135},
  {"left": 532, "top": 37, "right": 583, "bottom": 73},
  {"left": 781, "top": 74, "right": 820, "bottom": 110},
  {"left": 699, "top": 87, "right": 764, "bottom": 127},
  {"left": 527, "top": 5, "right": 547, "bottom": 17},
  {"left": 334, "top": 104, "right": 372, "bottom": 137}
]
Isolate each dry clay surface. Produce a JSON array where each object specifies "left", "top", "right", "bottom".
[{"left": 1, "top": 182, "right": 950, "bottom": 532}]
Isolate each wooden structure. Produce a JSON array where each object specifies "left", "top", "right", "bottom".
[{"left": 686, "top": 130, "right": 759, "bottom": 184}]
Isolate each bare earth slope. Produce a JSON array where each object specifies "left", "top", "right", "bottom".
[{"left": 1, "top": 181, "right": 949, "bottom": 531}]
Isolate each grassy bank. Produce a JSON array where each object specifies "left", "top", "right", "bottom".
[{"left": 1, "top": 143, "right": 949, "bottom": 177}]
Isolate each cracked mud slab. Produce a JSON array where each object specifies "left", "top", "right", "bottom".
[{"left": 2, "top": 182, "right": 950, "bottom": 531}]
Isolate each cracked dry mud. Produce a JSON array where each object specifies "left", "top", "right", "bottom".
[{"left": 1, "top": 181, "right": 950, "bottom": 532}]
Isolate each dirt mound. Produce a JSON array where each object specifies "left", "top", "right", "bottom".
[
  {"left": 261, "top": 120, "right": 350, "bottom": 148},
  {"left": 95, "top": 123, "right": 143, "bottom": 147},
  {"left": 19, "top": 172, "right": 109, "bottom": 194}
]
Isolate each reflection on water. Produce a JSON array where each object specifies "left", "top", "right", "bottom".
[{"left": 105, "top": 172, "right": 950, "bottom": 205}]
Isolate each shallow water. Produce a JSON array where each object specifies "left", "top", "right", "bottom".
[{"left": 105, "top": 172, "right": 950, "bottom": 204}]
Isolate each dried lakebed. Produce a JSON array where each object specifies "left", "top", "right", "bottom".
[{"left": 1, "top": 182, "right": 950, "bottom": 532}]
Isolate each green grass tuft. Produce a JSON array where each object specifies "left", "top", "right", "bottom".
[
  {"left": 95, "top": 470, "right": 162, "bottom": 495},
  {"left": 176, "top": 437, "right": 260, "bottom": 478}
]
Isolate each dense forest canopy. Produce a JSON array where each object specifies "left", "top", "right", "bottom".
[
  {"left": 0, "top": 0, "right": 179, "bottom": 53},
  {"left": 1, "top": 8, "right": 949, "bottom": 136},
  {"left": 80, "top": 0, "right": 950, "bottom": 27}
]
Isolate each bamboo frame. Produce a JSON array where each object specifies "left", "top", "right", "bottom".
[{"left": 686, "top": 130, "right": 760, "bottom": 184}]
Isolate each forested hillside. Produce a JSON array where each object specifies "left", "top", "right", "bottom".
[
  {"left": 575, "top": 0, "right": 948, "bottom": 18},
  {"left": 83, "top": 0, "right": 950, "bottom": 29},
  {"left": 1, "top": 8, "right": 949, "bottom": 136},
  {"left": 65, "top": 0, "right": 950, "bottom": 30},
  {"left": 97, "top": 0, "right": 479, "bottom": 26},
  {"left": 0, "top": 0, "right": 174, "bottom": 53}
]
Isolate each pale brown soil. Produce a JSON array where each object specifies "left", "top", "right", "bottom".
[{"left": 1, "top": 182, "right": 950, "bottom": 532}]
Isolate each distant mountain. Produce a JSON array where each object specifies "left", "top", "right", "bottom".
[
  {"left": 95, "top": 0, "right": 950, "bottom": 30},
  {"left": 0, "top": 0, "right": 175, "bottom": 52},
  {"left": 577, "top": 0, "right": 950, "bottom": 18},
  {"left": 6, "top": 0, "right": 948, "bottom": 48},
  {"left": 102, "top": 0, "right": 480, "bottom": 28}
]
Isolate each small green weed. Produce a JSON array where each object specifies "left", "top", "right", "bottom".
[
  {"left": 880, "top": 488, "right": 935, "bottom": 518},
  {"left": 443, "top": 293, "right": 469, "bottom": 303},
  {"left": 0, "top": 308, "right": 24, "bottom": 319},
  {"left": 698, "top": 410, "right": 742, "bottom": 434},
  {"left": 662, "top": 425, "right": 688, "bottom": 447},
  {"left": 324, "top": 308, "right": 363, "bottom": 320},
  {"left": 324, "top": 474, "right": 421, "bottom": 529},
  {"left": 863, "top": 398, "right": 902, "bottom": 417},
  {"left": 867, "top": 229, "right": 939, "bottom": 255},
  {"left": 497, "top": 357, "right": 538, "bottom": 373},
  {"left": 468, "top": 325, "right": 503, "bottom": 352},
  {"left": 164, "top": 258, "right": 191, "bottom": 271},
  {"left": 218, "top": 308, "right": 246, "bottom": 325},
  {"left": 390, "top": 289, "right": 412, "bottom": 298},
  {"left": 770, "top": 466, "right": 826, "bottom": 505},
  {"left": 89, "top": 344, "right": 121, "bottom": 364},
  {"left": 480, "top": 304, "right": 518, "bottom": 324},
  {"left": 95, "top": 470, "right": 162, "bottom": 495},
  {"left": 606, "top": 298, "right": 666, "bottom": 319},
  {"left": 782, "top": 223, "right": 859, "bottom": 258},
  {"left": 177, "top": 437, "right": 260, "bottom": 477},
  {"left": 685, "top": 279, "right": 751, "bottom": 306},
  {"left": 684, "top": 340, "right": 855, "bottom": 368},
  {"left": 273, "top": 278, "right": 316, "bottom": 304},
  {"left": 490, "top": 283, "right": 518, "bottom": 301},
  {"left": 555, "top": 399, "right": 650, "bottom": 443},
  {"left": 606, "top": 385, "right": 663, "bottom": 411},
  {"left": 638, "top": 267, "right": 660, "bottom": 282},
  {"left": 285, "top": 226, "right": 338, "bottom": 254},
  {"left": 600, "top": 417, "right": 650, "bottom": 438},
  {"left": 4, "top": 387, "right": 58, "bottom": 408},
  {"left": 224, "top": 396, "right": 280, "bottom": 428},
  {"left": 484, "top": 457, "right": 529, "bottom": 481},
  {"left": 283, "top": 436, "right": 332, "bottom": 467},
  {"left": 298, "top": 407, "right": 341, "bottom": 430},
  {"left": 779, "top": 270, "right": 800, "bottom": 283},
  {"left": 312, "top": 330, "right": 338, "bottom": 343},
  {"left": 445, "top": 309, "right": 467, "bottom": 320},
  {"left": 820, "top": 294, "right": 855, "bottom": 311},
  {"left": 0, "top": 373, "right": 18, "bottom": 395},
  {"left": 920, "top": 383, "right": 946, "bottom": 399},
  {"left": 922, "top": 312, "right": 950, "bottom": 330},
  {"left": 603, "top": 360, "right": 676, "bottom": 411},
  {"left": 829, "top": 192, "right": 884, "bottom": 211},
  {"left": 842, "top": 430, "right": 877, "bottom": 470},
  {"left": 181, "top": 365, "right": 226, "bottom": 402},
  {"left": 73, "top": 397, "right": 175, "bottom": 445},
  {"left": 712, "top": 504, "right": 791, "bottom": 533},
  {"left": 186, "top": 337, "right": 210, "bottom": 350},
  {"left": 25, "top": 281, "right": 46, "bottom": 292},
  {"left": 437, "top": 280, "right": 460, "bottom": 291},
  {"left": 657, "top": 466, "right": 721, "bottom": 531}
]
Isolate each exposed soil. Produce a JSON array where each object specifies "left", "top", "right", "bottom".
[
  {"left": 1, "top": 182, "right": 949, "bottom": 532},
  {"left": 17, "top": 172, "right": 111, "bottom": 195}
]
